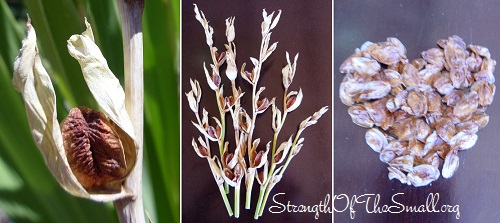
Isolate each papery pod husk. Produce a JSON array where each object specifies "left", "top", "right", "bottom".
[{"left": 13, "top": 19, "right": 136, "bottom": 202}]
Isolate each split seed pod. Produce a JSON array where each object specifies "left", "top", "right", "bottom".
[{"left": 13, "top": 18, "right": 137, "bottom": 201}]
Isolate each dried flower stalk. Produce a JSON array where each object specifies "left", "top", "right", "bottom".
[{"left": 187, "top": 4, "right": 328, "bottom": 219}]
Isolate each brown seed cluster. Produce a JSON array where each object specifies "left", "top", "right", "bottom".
[
  {"left": 340, "top": 36, "right": 496, "bottom": 187},
  {"left": 62, "top": 106, "right": 128, "bottom": 192}
]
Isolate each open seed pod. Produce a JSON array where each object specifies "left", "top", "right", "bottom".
[{"left": 12, "top": 18, "right": 137, "bottom": 201}]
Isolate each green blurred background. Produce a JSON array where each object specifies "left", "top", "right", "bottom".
[{"left": 0, "top": 0, "right": 179, "bottom": 222}]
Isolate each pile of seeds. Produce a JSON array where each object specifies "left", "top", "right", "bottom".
[{"left": 339, "top": 36, "right": 496, "bottom": 187}]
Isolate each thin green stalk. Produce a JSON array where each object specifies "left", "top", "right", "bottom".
[
  {"left": 245, "top": 169, "right": 255, "bottom": 209},
  {"left": 257, "top": 129, "right": 303, "bottom": 217},
  {"left": 218, "top": 183, "right": 234, "bottom": 217},
  {"left": 253, "top": 185, "right": 265, "bottom": 219},
  {"left": 234, "top": 182, "right": 241, "bottom": 218}
]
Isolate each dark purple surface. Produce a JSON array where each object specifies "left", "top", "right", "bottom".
[
  {"left": 334, "top": 0, "right": 500, "bottom": 222},
  {"left": 182, "top": 1, "right": 332, "bottom": 222}
]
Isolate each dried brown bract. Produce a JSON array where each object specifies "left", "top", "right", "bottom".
[{"left": 340, "top": 36, "right": 496, "bottom": 187}]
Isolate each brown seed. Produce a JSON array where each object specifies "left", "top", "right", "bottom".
[{"left": 61, "top": 106, "right": 127, "bottom": 192}]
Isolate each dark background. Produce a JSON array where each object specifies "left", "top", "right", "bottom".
[
  {"left": 182, "top": 0, "right": 332, "bottom": 222},
  {"left": 335, "top": 0, "right": 500, "bottom": 222}
]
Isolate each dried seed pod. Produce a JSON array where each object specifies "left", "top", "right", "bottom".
[
  {"left": 365, "top": 128, "right": 388, "bottom": 153},
  {"left": 62, "top": 107, "right": 133, "bottom": 192}
]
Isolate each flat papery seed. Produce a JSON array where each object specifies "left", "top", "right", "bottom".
[
  {"left": 471, "top": 112, "right": 489, "bottom": 129},
  {"left": 407, "top": 164, "right": 440, "bottom": 187},
  {"left": 411, "top": 58, "right": 427, "bottom": 70},
  {"left": 382, "top": 69, "right": 403, "bottom": 87},
  {"left": 473, "top": 71, "right": 495, "bottom": 84},
  {"left": 450, "top": 131, "right": 478, "bottom": 150},
  {"left": 402, "top": 63, "right": 420, "bottom": 88},
  {"left": 468, "top": 45, "right": 491, "bottom": 59},
  {"left": 436, "top": 117, "right": 456, "bottom": 143},
  {"left": 425, "top": 91, "right": 442, "bottom": 115},
  {"left": 388, "top": 167, "right": 410, "bottom": 185},
  {"left": 409, "top": 139, "right": 425, "bottom": 157},
  {"left": 471, "top": 80, "right": 496, "bottom": 106},
  {"left": 437, "top": 143, "right": 452, "bottom": 159},
  {"left": 339, "top": 79, "right": 355, "bottom": 106},
  {"left": 442, "top": 150, "right": 459, "bottom": 178},
  {"left": 423, "top": 131, "right": 441, "bottom": 155},
  {"left": 365, "top": 128, "right": 388, "bottom": 153},
  {"left": 453, "top": 91, "right": 479, "bottom": 118},
  {"left": 422, "top": 48, "right": 445, "bottom": 67},
  {"left": 386, "top": 140, "right": 409, "bottom": 156},
  {"left": 421, "top": 65, "right": 442, "bottom": 85},
  {"left": 364, "top": 98, "right": 393, "bottom": 130},
  {"left": 406, "top": 90, "right": 428, "bottom": 117},
  {"left": 480, "top": 58, "right": 496, "bottom": 75},
  {"left": 351, "top": 57, "right": 381, "bottom": 77},
  {"left": 348, "top": 105, "right": 374, "bottom": 128},
  {"left": 443, "top": 90, "right": 464, "bottom": 106},
  {"left": 433, "top": 73, "right": 454, "bottom": 95},
  {"left": 456, "top": 122, "right": 479, "bottom": 134},
  {"left": 370, "top": 44, "right": 404, "bottom": 65},
  {"left": 389, "top": 155, "right": 414, "bottom": 172},
  {"left": 466, "top": 53, "right": 483, "bottom": 72},
  {"left": 357, "top": 81, "right": 392, "bottom": 101},
  {"left": 62, "top": 106, "right": 127, "bottom": 192},
  {"left": 379, "top": 147, "right": 396, "bottom": 163}
]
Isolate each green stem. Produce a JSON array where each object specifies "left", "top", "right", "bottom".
[
  {"left": 245, "top": 169, "right": 255, "bottom": 209},
  {"left": 234, "top": 182, "right": 241, "bottom": 218},
  {"left": 253, "top": 186, "right": 265, "bottom": 219},
  {"left": 218, "top": 184, "right": 233, "bottom": 217},
  {"left": 258, "top": 184, "right": 273, "bottom": 217}
]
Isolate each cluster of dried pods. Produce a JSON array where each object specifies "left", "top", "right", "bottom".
[
  {"left": 187, "top": 4, "right": 328, "bottom": 219},
  {"left": 340, "top": 35, "right": 495, "bottom": 187}
]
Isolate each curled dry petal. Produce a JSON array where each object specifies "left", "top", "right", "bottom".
[
  {"left": 225, "top": 17, "right": 235, "bottom": 43},
  {"left": 194, "top": 4, "right": 214, "bottom": 47},
  {"left": 192, "top": 137, "right": 209, "bottom": 158},
  {"left": 285, "top": 89, "right": 303, "bottom": 113},
  {"left": 274, "top": 137, "right": 292, "bottom": 165},
  {"left": 299, "top": 106, "right": 329, "bottom": 130},
  {"left": 207, "top": 156, "right": 225, "bottom": 185},
  {"left": 256, "top": 161, "right": 268, "bottom": 185},
  {"left": 14, "top": 19, "right": 135, "bottom": 201}
]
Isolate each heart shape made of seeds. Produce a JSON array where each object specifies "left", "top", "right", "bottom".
[{"left": 339, "top": 35, "right": 496, "bottom": 187}]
